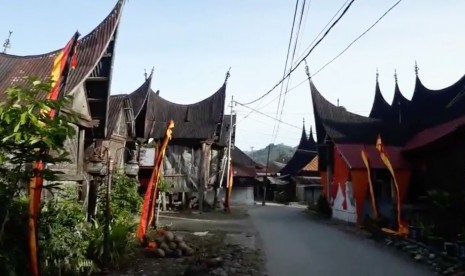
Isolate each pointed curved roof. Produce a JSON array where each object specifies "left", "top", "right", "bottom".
[
  {"left": 0, "top": 0, "right": 124, "bottom": 99},
  {"left": 306, "top": 126, "right": 317, "bottom": 149},
  {"left": 369, "top": 78, "right": 392, "bottom": 119},
  {"left": 128, "top": 70, "right": 154, "bottom": 119},
  {"left": 145, "top": 83, "right": 226, "bottom": 140},
  {"left": 310, "top": 80, "right": 406, "bottom": 145},
  {"left": 107, "top": 94, "right": 130, "bottom": 138},
  {"left": 279, "top": 122, "right": 318, "bottom": 176}
]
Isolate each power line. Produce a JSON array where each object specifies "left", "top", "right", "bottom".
[
  {"left": 312, "top": 0, "right": 403, "bottom": 77},
  {"left": 294, "top": 0, "right": 313, "bottom": 62},
  {"left": 271, "top": 0, "right": 301, "bottom": 145},
  {"left": 234, "top": 101, "right": 301, "bottom": 130},
  {"left": 276, "top": 0, "right": 307, "bottom": 141},
  {"left": 240, "top": 0, "right": 403, "bottom": 115},
  {"left": 293, "top": 0, "right": 350, "bottom": 67},
  {"left": 240, "top": 0, "right": 357, "bottom": 106}
]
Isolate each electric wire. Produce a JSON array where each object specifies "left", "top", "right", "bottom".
[
  {"left": 235, "top": 0, "right": 403, "bottom": 136},
  {"left": 293, "top": 0, "right": 351, "bottom": 67},
  {"left": 293, "top": 0, "right": 313, "bottom": 62},
  {"left": 276, "top": 0, "right": 307, "bottom": 141},
  {"left": 270, "top": 0, "right": 301, "bottom": 144},
  {"left": 239, "top": 0, "right": 357, "bottom": 106},
  {"left": 241, "top": 0, "right": 403, "bottom": 115},
  {"left": 235, "top": 101, "right": 301, "bottom": 130}
]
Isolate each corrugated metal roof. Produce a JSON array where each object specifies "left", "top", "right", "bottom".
[
  {"left": 302, "top": 155, "right": 318, "bottom": 172},
  {"left": 335, "top": 143, "right": 409, "bottom": 170},
  {"left": 0, "top": 0, "right": 124, "bottom": 100},
  {"left": 403, "top": 114, "right": 465, "bottom": 151}
]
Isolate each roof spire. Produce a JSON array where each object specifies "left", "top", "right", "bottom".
[
  {"left": 376, "top": 68, "right": 379, "bottom": 82},
  {"left": 302, "top": 117, "right": 305, "bottom": 127},
  {"left": 414, "top": 60, "right": 419, "bottom": 76},
  {"left": 144, "top": 69, "right": 148, "bottom": 80},
  {"left": 225, "top": 67, "right": 231, "bottom": 83},
  {"left": 2, "top": 30, "right": 12, "bottom": 54},
  {"left": 394, "top": 69, "right": 398, "bottom": 84},
  {"left": 337, "top": 98, "right": 340, "bottom": 107},
  {"left": 304, "top": 59, "right": 311, "bottom": 78}
]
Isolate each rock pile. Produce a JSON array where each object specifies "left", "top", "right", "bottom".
[
  {"left": 386, "top": 237, "right": 465, "bottom": 275},
  {"left": 143, "top": 230, "right": 195, "bottom": 258}
]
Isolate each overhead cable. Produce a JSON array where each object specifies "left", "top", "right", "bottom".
[{"left": 239, "top": 0, "right": 357, "bottom": 106}]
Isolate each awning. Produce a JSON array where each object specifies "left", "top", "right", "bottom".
[
  {"left": 404, "top": 115, "right": 465, "bottom": 151},
  {"left": 335, "top": 143, "right": 409, "bottom": 170}
]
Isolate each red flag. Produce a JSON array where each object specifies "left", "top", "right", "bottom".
[
  {"left": 137, "top": 120, "right": 174, "bottom": 243},
  {"left": 28, "top": 32, "right": 80, "bottom": 276}
]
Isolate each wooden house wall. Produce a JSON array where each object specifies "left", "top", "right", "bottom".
[{"left": 160, "top": 144, "right": 221, "bottom": 193}]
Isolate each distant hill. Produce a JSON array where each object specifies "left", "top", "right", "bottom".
[{"left": 244, "top": 143, "right": 296, "bottom": 165}]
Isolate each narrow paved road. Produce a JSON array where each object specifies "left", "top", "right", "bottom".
[{"left": 249, "top": 205, "right": 433, "bottom": 276}]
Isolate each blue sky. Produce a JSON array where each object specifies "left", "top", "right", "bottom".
[{"left": 2, "top": 1, "right": 465, "bottom": 151}]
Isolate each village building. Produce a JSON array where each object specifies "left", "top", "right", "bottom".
[
  {"left": 229, "top": 146, "right": 265, "bottom": 205},
  {"left": 123, "top": 72, "right": 228, "bottom": 209},
  {"left": 0, "top": 1, "right": 125, "bottom": 196},
  {"left": 277, "top": 123, "right": 320, "bottom": 203},
  {"left": 311, "top": 65, "right": 465, "bottom": 226}
]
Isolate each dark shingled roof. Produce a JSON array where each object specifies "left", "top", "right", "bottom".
[
  {"left": 312, "top": 70, "right": 465, "bottom": 150},
  {"left": 128, "top": 70, "right": 154, "bottom": 119},
  {"left": 279, "top": 124, "right": 318, "bottom": 176},
  {"left": 311, "top": 80, "right": 407, "bottom": 146},
  {"left": 218, "top": 114, "right": 236, "bottom": 147},
  {"left": 369, "top": 79, "right": 392, "bottom": 120},
  {"left": 0, "top": 0, "right": 124, "bottom": 100},
  {"left": 106, "top": 94, "right": 126, "bottom": 138},
  {"left": 146, "top": 83, "right": 226, "bottom": 140},
  {"left": 231, "top": 147, "right": 263, "bottom": 177},
  {"left": 232, "top": 147, "right": 262, "bottom": 168}
]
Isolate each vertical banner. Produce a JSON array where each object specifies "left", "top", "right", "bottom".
[
  {"left": 28, "top": 32, "right": 79, "bottom": 276},
  {"left": 376, "top": 135, "right": 408, "bottom": 236},
  {"left": 361, "top": 149, "right": 378, "bottom": 219},
  {"left": 137, "top": 120, "right": 174, "bottom": 243}
]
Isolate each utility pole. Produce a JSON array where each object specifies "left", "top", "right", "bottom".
[
  {"left": 262, "top": 144, "right": 272, "bottom": 206},
  {"left": 2, "top": 31, "right": 12, "bottom": 54},
  {"left": 224, "top": 95, "right": 234, "bottom": 212}
]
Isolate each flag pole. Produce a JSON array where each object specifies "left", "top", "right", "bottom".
[{"left": 224, "top": 95, "right": 234, "bottom": 212}]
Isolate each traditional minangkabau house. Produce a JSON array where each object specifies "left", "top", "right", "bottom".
[
  {"left": 0, "top": 1, "right": 125, "bottom": 196},
  {"left": 127, "top": 72, "right": 227, "bottom": 209},
  {"left": 311, "top": 65, "right": 465, "bottom": 226},
  {"left": 278, "top": 122, "right": 320, "bottom": 203}
]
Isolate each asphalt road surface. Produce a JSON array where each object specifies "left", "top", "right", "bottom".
[{"left": 249, "top": 205, "right": 434, "bottom": 276}]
